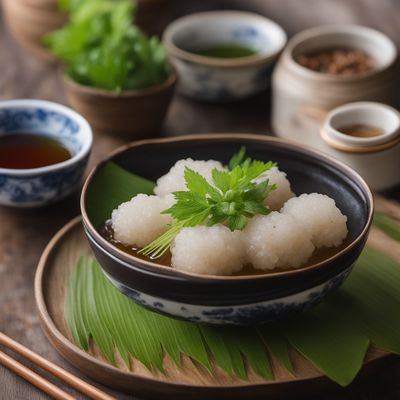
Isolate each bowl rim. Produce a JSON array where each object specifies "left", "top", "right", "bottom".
[
  {"left": 0, "top": 99, "right": 93, "bottom": 176},
  {"left": 283, "top": 24, "right": 398, "bottom": 82},
  {"left": 162, "top": 10, "right": 287, "bottom": 68},
  {"left": 62, "top": 66, "right": 177, "bottom": 98},
  {"left": 81, "top": 133, "right": 374, "bottom": 282}
]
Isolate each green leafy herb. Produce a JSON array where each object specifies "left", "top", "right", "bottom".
[
  {"left": 228, "top": 146, "right": 247, "bottom": 170},
  {"left": 45, "top": 0, "right": 170, "bottom": 91},
  {"left": 140, "top": 157, "right": 276, "bottom": 258},
  {"left": 57, "top": 0, "right": 81, "bottom": 12}
]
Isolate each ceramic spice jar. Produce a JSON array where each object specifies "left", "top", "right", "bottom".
[
  {"left": 320, "top": 102, "right": 400, "bottom": 191},
  {"left": 272, "top": 25, "right": 399, "bottom": 148}
]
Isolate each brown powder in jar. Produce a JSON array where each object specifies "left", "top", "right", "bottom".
[
  {"left": 338, "top": 123, "right": 384, "bottom": 138},
  {"left": 296, "top": 48, "right": 375, "bottom": 76}
]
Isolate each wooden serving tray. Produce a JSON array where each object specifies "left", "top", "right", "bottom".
[{"left": 34, "top": 195, "right": 399, "bottom": 399}]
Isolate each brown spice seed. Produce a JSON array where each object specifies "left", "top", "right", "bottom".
[{"left": 296, "top": 47, "right": 375, "bottom": 75}]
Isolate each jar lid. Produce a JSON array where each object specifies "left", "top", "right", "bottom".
[{"left": 321, "top": 102, "right": 400, "bottom": 153}]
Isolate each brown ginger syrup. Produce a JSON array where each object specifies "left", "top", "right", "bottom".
[
  {"left": 0, "top": 133, "right": 72, "bottom": 169},
  {"left": 100, "top": 221, "right": 349, "bottom": 276},
  {"left": 338, "top": 124, "right": 384, "bottom": 138}
]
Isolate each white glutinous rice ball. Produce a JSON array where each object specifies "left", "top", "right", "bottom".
[
  {"left": 171, "top": 225, "right": 245, "bottom": 275},
  {"left": 255, "top": 167, "right": 294, "bottom": 211},
  {"left": 154, "top": 158, "right": 226, "bottom": 196},
  {"left": 244, "top": 212, "right": 315, "bottom": 270},
  {"left": 281, "top": 193, "right": 348, "bottom": 248},
  {"left": 111, "top": 194, "right": 174, "bottom": 248}
]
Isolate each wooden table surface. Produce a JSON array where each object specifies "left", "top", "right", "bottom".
[{"left": 1, "top": 0, "right": 400, "bottom": 399}]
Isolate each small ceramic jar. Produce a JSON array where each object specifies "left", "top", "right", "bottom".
[
  {"left": 163, "top": 11, "right": 287, "bottom": 102},
  {"left": 272, "top": 25, "right": 399, "bottom": 147},
  {"left": 320, "top": 102, "right": 400, "bottom": 191}
]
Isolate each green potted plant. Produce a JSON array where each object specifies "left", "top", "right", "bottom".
[
  {"left": 3, "top": 0, "right": 168, "bottom": 63},
  {"left": 45, "top": 0, "right": 176, "bottom": 137}
]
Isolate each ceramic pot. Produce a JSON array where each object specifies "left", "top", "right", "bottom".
[
  {"left": 272, "top": 25, "right": 399, "bottom": 148},
  {"left": 163, "top": 11, "right": 287, "bottom": 102},
  {"left": 62, "top": 69, "right": 177, "bottom": 137}
]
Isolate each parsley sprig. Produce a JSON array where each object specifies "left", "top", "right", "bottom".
[
  {"left": 140, "top": 149, "right": 277, "bottom": 258},
  {"left": 45, "top": 0, "right": 170, "bottom": 92}
]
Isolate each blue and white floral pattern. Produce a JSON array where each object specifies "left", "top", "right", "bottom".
[
  {"left": 0, "top": 107, "right": 82, "bottom": 153},
  {"left": 0, "top": 100, "right": 92, "bottom": 207},
  {"left": 104, "top": 267, "right": 353, "bottom": 325},
  {"left": 0, "top": 158, "right": 88, "bottom": 206},
  {"left": 174, "top": 59, "right": 272, "bottom": 102},
  {"left": 232, "top": 26, "right": 260, "bottom": 40}
]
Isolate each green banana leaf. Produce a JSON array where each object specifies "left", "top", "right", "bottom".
[{"left": 67, "top": 161, "right": 400, "bottom": 386}]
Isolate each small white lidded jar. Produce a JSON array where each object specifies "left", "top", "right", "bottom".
[{"left": 321, "top": 102, "right": 400, "bottom": 191}]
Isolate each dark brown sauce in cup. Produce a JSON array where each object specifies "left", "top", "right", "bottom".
[{"left": 0, "top": 133, "right": 72, "bottom": 169}]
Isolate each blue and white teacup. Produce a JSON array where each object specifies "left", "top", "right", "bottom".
[
  {"left": 0, "top": 99, "right": 92, "bottom": 207},
  {"left": 163, "top": 11, "right": 287, "bottom": 102}
]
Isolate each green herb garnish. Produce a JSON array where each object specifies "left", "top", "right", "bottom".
[
  {"left": 228, "top": 145, "right": 247, "bottom": 170},
  {"left": 44, "top": 0, "right": 170, "bottom": 92},
  {"left": 57, "top": 0, "right": 81, "bottom": 12},
  {"left": 140, "top": 151, "right": 276, "bottom": 258}
]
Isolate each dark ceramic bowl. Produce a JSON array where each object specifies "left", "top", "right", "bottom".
[{"left": 81, "top": 134, "right": 373, "bottom": 325}]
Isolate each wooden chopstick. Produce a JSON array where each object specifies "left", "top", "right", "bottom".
[
  {"left": 0, "top": 332, "right": 115, "bottom": 400},
  {"left": 0, "top": 350, "right": 74, "bottom": 400}
]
